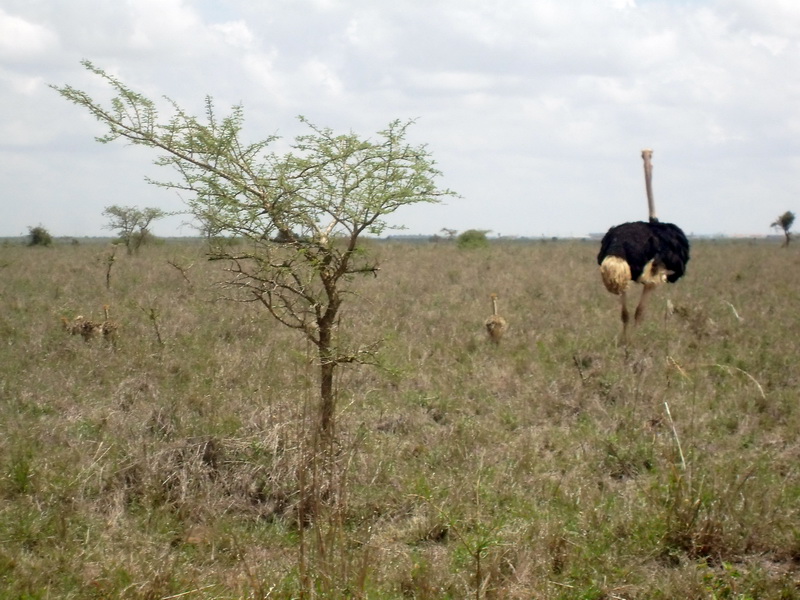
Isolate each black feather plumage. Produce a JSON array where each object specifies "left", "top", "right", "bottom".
[{"left": 597, "top": 220, "right": 690, "bottom": 283}]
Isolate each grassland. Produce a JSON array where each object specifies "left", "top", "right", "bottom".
[{"left": 0, "top": 237, "right": 798, "bottom": 599}]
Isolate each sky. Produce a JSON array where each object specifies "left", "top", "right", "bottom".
[{"left": 1, "top": 0, "right": 799, "bottom": 239}]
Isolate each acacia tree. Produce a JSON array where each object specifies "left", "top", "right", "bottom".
[
  {"left": 771, "top": 211, "right": 795, "bottom": 247},
  {"left": 103, "top": 205, "right": 167, "bottom": 254},
  {"left": 54, "top": 60, "right": 454, "bottom": 437}
]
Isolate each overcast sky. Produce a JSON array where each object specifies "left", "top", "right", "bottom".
[{"left": 1, "top": 0, "right": 798, "bottom": 238}]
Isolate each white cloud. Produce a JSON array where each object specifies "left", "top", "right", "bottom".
[
  {"left": 748, "top": 33, "right": 790, "bottom": 55},
  {"left": 301, "top": 58, "right": 345, "bottom": 97},
  {"left": 0, "top": 70, "right": 44, "bottom": 96},
  {"left": 240, "top": 50, "right": 286, "bottom": 106},
  {"left": 126, "top": 0, "right": 204, "bottom": 50},
  {"left": 211, "top": 20, "right": 257, "bottom": 50},
  {"left": 0, "top": 8, "right": 58, "bottom": 61},
  {"left": 344, "top": 11, "right": 395, "bottom": 55}
]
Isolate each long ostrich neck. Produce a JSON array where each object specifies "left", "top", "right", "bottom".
[
  {"left": 641, "top": 149, "right": 657, "bottom": 222},
  {"left": 491, "top": 295, "right": 499, "bottom": 316}
]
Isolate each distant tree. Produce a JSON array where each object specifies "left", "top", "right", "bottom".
[
  {"left": 102, "top": 205, "right": 167, "bottom": 254},
  {"left": 457, "top": 229, "right": 490, "bottom": 249},
  {"left": 54, "top": 60, "right": 455, "bottom": 438},
  {"left": 771, "top": 211, "right": 795, "bottom": 247},
  {"left": 27, "top": 225, "right": 52, "bottom": 247},
  {"left": 440, "top": 227, "right": 458, "bottom": 241}
]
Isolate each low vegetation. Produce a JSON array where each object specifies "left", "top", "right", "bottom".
[
  {"left": 27, "top": 225, "right": 53, "bottom": 247},
  {"left": 457, "top": 229, "right": 491, "bottom": 249},
  {"left": 0, "top": 238, "right": 798, "bottom": 598}
]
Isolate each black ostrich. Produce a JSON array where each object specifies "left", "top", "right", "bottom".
[{"left": 597, "top": 150, "right": 690, "bottom": 341}]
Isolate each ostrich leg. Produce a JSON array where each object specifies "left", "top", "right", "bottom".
[
  {"left": 634, "top": 284, "right": 657, "bottom": 324},
  {"left": 619, "top": 290, "right": 630, "bottom": 342}
]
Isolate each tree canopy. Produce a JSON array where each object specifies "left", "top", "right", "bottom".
[
  {"left": 771, "top": 210, "right": 795, "bottom": 247},
  {"left": 103, "top": 205, "right": 167, "bottom": 254}
]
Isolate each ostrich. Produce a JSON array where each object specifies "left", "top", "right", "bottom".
[
  {"left": 597, "top": 149, "right": 690, "bottom": 341},
  {"left": 485, "top": 293, "right": 508, "bottom": 344}
]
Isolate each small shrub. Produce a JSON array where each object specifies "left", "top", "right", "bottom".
[
  {"left": 27, "top": 226, "right": 52, "bottom": 247},
  {"left": 457, "top": 229, "right": 490, "bottom": 249}
]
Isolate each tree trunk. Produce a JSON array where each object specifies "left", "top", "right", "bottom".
[
  {"left": 316, "top": 308, "right": 338, "bottom": 439},
  {"left": 315, "top": 266, "right": 341, "bottom": 439},
  {"left": 318, "top": 357, "right": 336, "bottom": 436}
]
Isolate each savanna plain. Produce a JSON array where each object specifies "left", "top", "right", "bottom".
[{"left": 1, "top": 238, "right": 799, "bottom": 599}]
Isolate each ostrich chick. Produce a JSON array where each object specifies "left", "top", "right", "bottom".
[
  {"left": 101, "top": 304, "right": 119, "bottom": 346},
  {"left": 484, "top": 293, "right": 508, "bottom": 344},
  {"left": 61, "top": 315, "right": 103, "bottom": 342}
]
